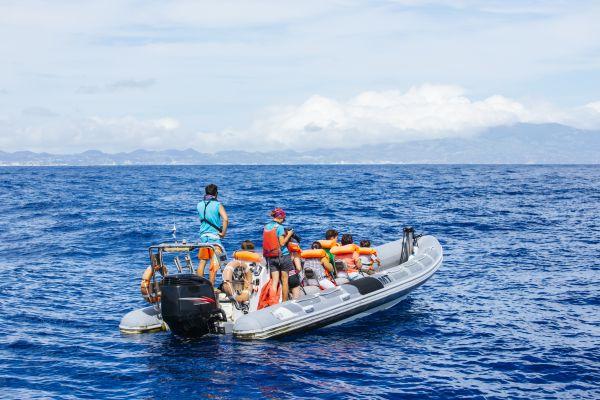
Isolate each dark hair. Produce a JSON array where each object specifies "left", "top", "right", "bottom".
[
  {"left": 325, "top": 229, "right": 338, "bottom": 240},
  {"left": 360, "top": 240, "right": 371, "bottom": 247},
  {"left": 311, "top": 241, "right": 322, "bottom": 249},
  {"left": 205, "top": 184, "right": 218, "bottom": 196},
  {"left": 341, "top": 234, "right": 353, "bottom": 245},
  {"left": 241, "top": 240, "right": 255, "bottom": 250}
]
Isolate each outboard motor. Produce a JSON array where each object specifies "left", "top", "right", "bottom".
[
  {"left": 399, "top": 226, "right": 415, "bottom": 264},
  {"left": 160, "top": 274, "right": 225, "bottom": 337}
]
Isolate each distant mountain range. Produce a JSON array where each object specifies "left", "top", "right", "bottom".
[{"left": 1, "top": 123, "right": 598, "bottom": 165}]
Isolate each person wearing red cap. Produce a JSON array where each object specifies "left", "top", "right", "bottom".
[{"left": 262, "top": 208, "right": 296, "bottom": 303}]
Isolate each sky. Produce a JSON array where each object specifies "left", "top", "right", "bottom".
[{"left": 1, "top": 0, "right": 600, "bottom": 153}]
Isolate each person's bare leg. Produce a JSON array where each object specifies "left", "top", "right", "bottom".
[
  {"left": 270, "top": 270, "right": 280, "bottom": 299},
  {"left": 291, "top": 257, "right": 302, "bottom": 299},
  {"left": 281, "top": 271, "right": 289, "bottom": 301},
  {"left": 197, "top": 259, "right": 207, "bottom": 277},
  {"left": 221, "top": 267, "right": 233, "bottom": 296},
  {"left": 236, "top": 290, "right": 250, "bottom": 303},
  {"left": 229, "top": 269, "right": 252, "bottom": 303},
  {"left": 208, "top": 247, "right": 223, "bottom": 284},
  {"left": 244, "top": 271, "right": 252, "bottom": 290},
  {"left": 242, "top": 271, "right": 253, "bottom": 300},
  {"left": 209, "top": 262, "right": 218, "bottom": 284},
  {"left": 222, "top": 281, "right": 233, "bottom": 297},
  {"left": 292, "top": 255, "right": 301, "bottom": 270}
]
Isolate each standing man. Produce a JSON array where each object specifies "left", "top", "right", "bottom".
[
  {"left": 262, "top": 208, "right": 295, "bottom": 303},
  {"left": 197, "top": 184, "right": 229, "bottom": 284}
]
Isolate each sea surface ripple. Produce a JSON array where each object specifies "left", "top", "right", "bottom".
[{"left": 0, "top": 165, "right": 598, "bottom": 399}]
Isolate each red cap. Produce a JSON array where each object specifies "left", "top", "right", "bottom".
[{"left": 271, "top": 208, "right": 286, "bottom": 219}]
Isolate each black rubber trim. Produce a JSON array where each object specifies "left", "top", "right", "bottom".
[{"left": 346, "top": 276, "right": 384, "bottom": 295}]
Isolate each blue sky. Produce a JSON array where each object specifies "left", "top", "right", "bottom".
[{"left": 1, "top": 0, "right": 600, "bottom": 153}]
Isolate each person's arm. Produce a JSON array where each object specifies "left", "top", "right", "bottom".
[
  {"left": 218, "top": 204, "right": 228, "bottom": 238},
  {"left": 354, "top": 252, "right": 362, "bottom": 269},
  {"left": 373, "top": 254, "right": 381, "bottom": 266},
  {"left": 278, "top": 228, "right": 294, "bottom": 247},
  {"left": 322, "top": 257, "right": 334, "bottom": 273},
  {"left": 225, "top": 259, "right": 241, "bottom": 269},
  {"left": 243, "top": 269, "right": 253, "bottom": 291}
]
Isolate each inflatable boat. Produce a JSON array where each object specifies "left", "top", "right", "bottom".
[{"left": 119, "top": 228, "right": 443, "bottom": 339}]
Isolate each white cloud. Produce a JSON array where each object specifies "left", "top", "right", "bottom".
[
  {"left": 585, "top": 101, "right": 600, "bottom": 113},
  {"left": 248, "top": 84, "right": 543, "bottom": 150},
  {"left": 2, "top": 84, "right": 600, "bottom": 153},
  {"left": 77, "top": 79, "right": 156, "bottom": 94},
  {"left": 0, "top": 115, "right": 183, "bottom": 153},
  {"left": 192, "top": 84, "right": 600, "bottom": 152},
  {"left": 22, "top": 106, "right": 59, "bottom": 118},
  {"left": 88, "top": 116, "right": 180, "bottom": 132},
  {"left": 245, "top": 84, "right": 600, "bottom": 151},
  {"left": 153, "top": 117, "right": 180, "bottom": 131}
]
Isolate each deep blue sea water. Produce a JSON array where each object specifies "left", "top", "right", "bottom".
[{"left": 0, "top": 165, "right": 598, "bottom": 399}]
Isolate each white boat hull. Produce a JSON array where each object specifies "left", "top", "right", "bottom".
[{"left": 233, "top": 235, "right": 442, "bottom": 339}]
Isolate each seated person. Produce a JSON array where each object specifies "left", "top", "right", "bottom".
[
  {"left": 287, "top": 240, "right": 303, "bottom": 300},
  {"left": 359, "top": 239, "right": 381, "bottom": 274},
  {"left": 220, "top": 240, "right": 259, "bottom": 304},
  {"left": 288, "top": 260, "right": 303, "bottom": 300},
  {"left": 333, "top": 234, "right": 362, "bottom": 282},
  {"left": 302, "top": 242, "right": 336, "bottom": 290},
  {"left": 319, "top": 229, "right": 339, "bottom": 268}
]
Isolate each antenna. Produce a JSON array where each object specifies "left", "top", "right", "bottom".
[{"left": 171, "top": 223, "right": 177, "bottom": 242}]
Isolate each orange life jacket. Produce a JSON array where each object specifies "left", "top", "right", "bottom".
[
  {"left": 300, "top": 249, "right": 327, "bottom": 259},
  {"left": 233, "top": 250, "right": 261, "bottom": 263},
  {"left": 318, "top": 239, "right": 338, "bottom": 249},
  {"left": 263, "top": 225, "right": 281, "bottom": 258},
  {"left": 336, "top": 253, "right": 359, "bottom": 273},
  {"left": 330, "top": 244, "right": 359, "bottom": 255},
  {"left": 358, "top": 247, "right": 378, "bottom": 256},
  {"left": 287, "top": 242, "right": 301, "bottom": 254},
  {"left": 332, "top": 244, "right": 360, "bottom": 273}
]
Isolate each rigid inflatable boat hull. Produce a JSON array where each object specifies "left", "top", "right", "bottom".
[
  {"left": 233, "top": 235, "right": 442, "bottom": 340},
  {"left": 119, "top": 305, "right": 165, "bottom": 334},
  {"left": 232, "top": 272, "right": 433, "bottom": 340}
]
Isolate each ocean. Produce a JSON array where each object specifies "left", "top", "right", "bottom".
[{"left": 0, "top": 165, "right": 598, "bottom": 399}]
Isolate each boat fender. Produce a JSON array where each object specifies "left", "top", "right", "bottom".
[
  {"left": 300, "top": 249, "right": 327, "bottom": 259},
  {"left": 346, "top": 277, "right": 384, "bottom": 295},
  {"left": 140, "top": 266, "right": 161, "bottom": 303},
  {"left": 330, "top": 244, "right": 359, "bottom": 255},
  {"left": 358, "top": 247, "right": 377, "bottom": 256},
  {"left": 233, "top": 250, "right": 261, "bottom": 263},
  {"left": 317, "top": 240, "right": 339, "bottom": 249}
]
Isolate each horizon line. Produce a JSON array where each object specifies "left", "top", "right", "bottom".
[{"left": 1, "top": 163, "right": 598, "bottom": 167}]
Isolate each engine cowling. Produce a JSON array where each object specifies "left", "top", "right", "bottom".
[{"left": 160, "top": 274, "right": 224, "bottom": 337}]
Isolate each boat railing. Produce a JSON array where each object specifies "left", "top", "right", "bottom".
[{"left": 147, "top": 241, "right": 224, "bottom": 275}]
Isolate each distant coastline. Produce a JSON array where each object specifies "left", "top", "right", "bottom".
[{"left": 2, "top": 123, "right": 599, "bottom": 166}]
